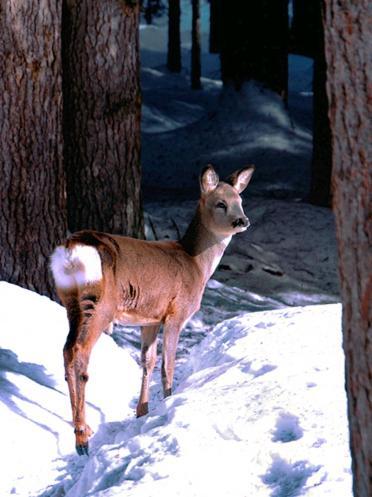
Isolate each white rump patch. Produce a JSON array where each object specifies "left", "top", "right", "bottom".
[{"left": 50, "top": 245, "right": 102, "bottom": 289}]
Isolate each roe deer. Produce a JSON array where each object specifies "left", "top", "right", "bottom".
[{"left": 50, "top": 165, "right": 254, "bottom": 455}]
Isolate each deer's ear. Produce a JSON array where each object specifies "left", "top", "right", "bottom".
[
  {"left": 228, "top": 166, "right": 255, "bottom": 193},
  {"left": 200, "top": 164, "right": 219, "bottom": 193}
]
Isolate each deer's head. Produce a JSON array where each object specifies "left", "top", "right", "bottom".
[{"left": 199, "top": 164, "right": 255, "bottom": 237}]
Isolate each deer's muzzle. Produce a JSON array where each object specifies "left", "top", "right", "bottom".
[{"left": 232, "top": 216, "right": 250, "bottom": 229}]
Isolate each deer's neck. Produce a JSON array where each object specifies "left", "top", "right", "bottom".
[{"left": 180, "top": 206, "right": 231, "bottom": 282}]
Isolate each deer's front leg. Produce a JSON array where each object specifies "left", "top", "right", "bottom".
[
  {"left": 136, "top": 324, "right": 160, "bottom": 417},
  {"left": 161, "top": 317, "right": 184, "bottom": 398}
]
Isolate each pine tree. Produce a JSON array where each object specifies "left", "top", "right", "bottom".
[
  {"left": 191, "top": 0, "right": 202, "bottom": 89},
  {"left": 309, "top": 0, "right": 332, "bottom": 207},
  {"left": 324, "top": 1, "right": 371, "bottom": 495},
  {"left": 290, "top": 0, "right": 316, "bottom": 56},
  {"left": 220, "top": 0, "right": 288, "bottom": 98},
  {"left": 62, "top": 0, "right": 143, "bottom": 237},
  {"left": 167, "top": 0, "right": 181, "bottom": 72},
  {"left": 0, "top": 0, "right": 67, "bottom": 297},
  {"left": 209, "top": 0, "right": 222, "bottom": 53}
]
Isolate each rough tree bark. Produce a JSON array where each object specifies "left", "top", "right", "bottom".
[
  {"left": 324, "top": 1, "right": 372, "bottom": 495},
  {"left": 191, "top": 0, "right": 202, "bottom": 89},
  {"left": 167, "top": 0, "right": 181, "bottom": 72},
  {"left": 220, "top": 0, "right": 288, "bottom": 98},
  {"left": 0, "top": 0, "right": 66, "bottom": 297},
  {"left": 309, "top": 0, "right": 332, "bottom": 207},
  {"left": 62, "top": 0, "right": 143, "bottom": 237}
]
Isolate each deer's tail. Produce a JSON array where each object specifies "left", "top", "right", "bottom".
[{"left": 50, "top": 244, "right": 103, "bottom": 290}]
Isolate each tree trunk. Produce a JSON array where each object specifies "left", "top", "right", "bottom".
[
  {"left": 144, "top": 0, "right": 153, "bottom": 25},
  {"left": 290, "top": 0, "right": 316, "bottom": 57},
  {"left": 62, "top": 0, "right": 144, "bottom": 237},
  {"left": 309, "top": 0, "right": 332, "bottom": 207},
  {"left": 209, "top": 0, "right": 221, "bottom": 53},
  {"left": 0, "top": 0, "right": 66, "bottom": 297},
  {"left": 324, "top": 1, "right": 372, "bottom": 496},
  {"left": 261, "top": 0, "right": 288, "bottom": 100},
  {"left": 191, "top": 0, "right": 202, "bottom": 89},
  {"left": 220, "top": 0, "right": 288, "bottom": 98},
  {"left": 219, "top": 0, "right": 256, "bottom": 89},
  {"left": 167, "top": 0, "right": 181, "bottom": 72}
]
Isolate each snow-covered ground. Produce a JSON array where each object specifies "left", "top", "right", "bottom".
[
  {"left": 0, "top": 3, "right": 352, "bottom": 496},
  {"left": 0, "top": 284, "right": 351, "bottom": 497}
]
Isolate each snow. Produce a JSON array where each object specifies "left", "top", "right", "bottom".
[
  {"left": 0, "top": 284, "right": 351, "bottom": 497},
  {"left": 1, "top": 3, "right": 352, "bottom": 496}
]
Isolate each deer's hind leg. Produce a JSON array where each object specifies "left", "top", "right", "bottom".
[
  {"left": 136, "top": 324, "right": 160, "bottom": 417},
  {"left": 61, "top": 284, "right": 112, "bottom": 455},
  {"left": 61, "top": 287, "right": 81, "bottom": 442}
]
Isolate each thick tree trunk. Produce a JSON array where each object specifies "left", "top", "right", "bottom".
[
  {"left": 309, "top": 0, "right": 332, "bottom": 207},
  {"left": 62, "top": 0, "right": 143, "bottom": 237},
  {"left": 167, "top": 0, "right": 181, "bottom": 72},
  {"left": 209, "top": 0, "right": 221, "bottom": 54},
  {"left": 324, "top": 1, "right": 371, "bottom": 496},
  {"left": 220, "top": 0, "right": 288, "bottom": 98},
  {"left": 191, "top": 0, "right": 202, "bottom": 89},
  {"left": 0, "top": 0, "right": 66, "bottom": 297},
  {"left": 220, "top": 1, "right": 256, "bottom": 89}
]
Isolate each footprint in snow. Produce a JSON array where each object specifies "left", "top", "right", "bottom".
[
  {"left": 272, "top": 412, "right": 303, "bottom": 443},
  {"left": 262, "top": 455, "right": 322, "bottom": 497}
]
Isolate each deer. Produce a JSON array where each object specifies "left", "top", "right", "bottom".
[{"left": 50, "top": 164, "right": 254, "bottom": 455}]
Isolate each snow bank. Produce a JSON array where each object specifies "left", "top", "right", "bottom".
[
  {"left": 0, "top": 283, "right": 139, "bottom": 497},
  {"left": 10, "top": 288, "right": 348, "bottom": 497}
]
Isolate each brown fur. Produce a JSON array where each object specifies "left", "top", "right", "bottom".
[{"left": 52, "top": 165, "right": 254, "bottom": 454}]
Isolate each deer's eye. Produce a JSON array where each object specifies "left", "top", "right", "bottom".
[{"left": 216, "top": 201, "right": 227, "bottom": 210}]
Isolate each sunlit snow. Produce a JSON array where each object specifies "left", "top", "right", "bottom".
[{"left": 0, "top": 284, "right": 351, "bottom": 497}]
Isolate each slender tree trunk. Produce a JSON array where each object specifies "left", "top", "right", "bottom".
[
  {"left": 209, "top": 0, "right": 221, "bottom": 53},
  {"left": 309, "top": 0, "right": 332, "bottom": 207},
  {"left": 324, "top": 1, "right": 372, "bottom": 496},
  {"left": 261, "top": 0, "right": 288, "bottom": 100},
  {"left": 62, "top": 0, "right": 143, "bottom": 237},
  {"left": 144, "top": 0, "right": 153, "bottom": 24},
  {"left": 0, "top": 0, "right": 66, "bottom": 297},
  {"left": 290, "top": 0, "right": 316, "bottom": 56},
  {"left": 191, "top": 0, "right": 202, "bottom": 89},
  {"left": 167, "top": 0, "right": 181, "bottom": 72},
  {"left": 220, "top": 0, "right": 288, "bottom": 98}
]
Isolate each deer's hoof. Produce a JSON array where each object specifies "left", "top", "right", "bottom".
[
  {"left": 74, "top": 424, "right": 92, "bottom": 455},
  {"left": 76, "top": 442, "right": 89, "bottom": 456},
  {"left": 136, "top": 402, "right": 149, "bottom": 418},
  {"left": 164, "top": 388, "right": 172, "bottom": 398}
]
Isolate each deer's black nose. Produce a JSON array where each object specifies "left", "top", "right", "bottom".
[{"left": 232, "top": 216, "right": 249, "bottom": 228}]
